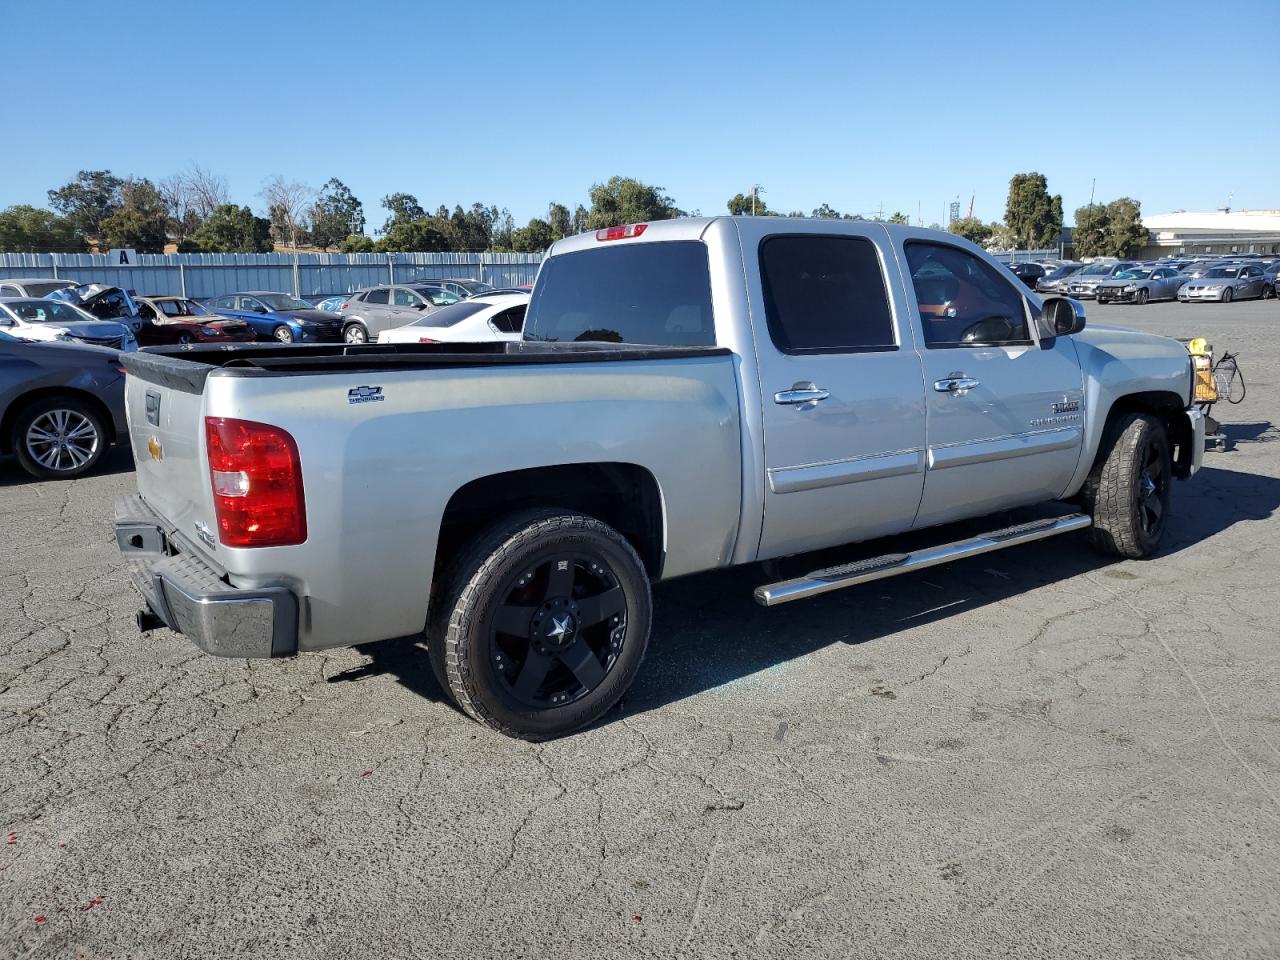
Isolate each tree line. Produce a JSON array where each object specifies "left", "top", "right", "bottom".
[{"left": 0, "top": 167, "right": 1148, "bottom": 258}]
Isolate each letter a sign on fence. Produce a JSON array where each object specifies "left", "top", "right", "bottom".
[{"left": 108, "top": 248, "right": 137, "bottom": 265}]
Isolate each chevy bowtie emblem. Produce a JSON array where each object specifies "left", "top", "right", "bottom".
[{"left": 147, "top": 436, "right": 163, "bottom": 461}]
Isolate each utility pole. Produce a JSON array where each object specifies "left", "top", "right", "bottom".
[
  {"left": 1089, "top": 178, "right": 1096, "bottom": 209},
  {"left": 750, "top": 184, "right": 764, "bottom": 216}
]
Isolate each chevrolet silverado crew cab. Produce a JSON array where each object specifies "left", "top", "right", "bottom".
[{"left": 116, "top": 218, "right": 1204, "bottom": 739}]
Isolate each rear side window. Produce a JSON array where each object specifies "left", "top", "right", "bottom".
[
  {"left": 364, "top": 288, "right": 389, "bottom": 304},
  {"left": 524, "top": 241, "right": 714, "bottom": 346},
  {"left": 759, "top": 235, "right": 896, "bottom": 352},
  {"left": 490, "top": 305, "right": 526, "bottom": 333}
]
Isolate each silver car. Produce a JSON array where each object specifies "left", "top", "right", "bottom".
[
  {"left": 1036, "top": 263, "right": 1084, "bottom": 293},
  {"left": 0, "top": 298, "right": 138, "bottom": 351},
  {"left": 0, "top": 278, "right": 79, "bottom": 299},
  {"left": 1095, "top": 266, "right": 1187, "bottom": 304},
  {"left": 1177, "top": 263, "right": 1268, "bottom": 302},
  {"left": 1065, "top": 261, "right": 1137, "bottom": 299},
  {"left": 338, "top": 283, "right": 461, "bottom": 343}
]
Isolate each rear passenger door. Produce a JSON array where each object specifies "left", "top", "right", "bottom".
[
  {"left": 899, "top": 240, "right": 1085, "bottom": 529},
  {"left": 750, "top": 228, "right": 929, "bottom": 559}
]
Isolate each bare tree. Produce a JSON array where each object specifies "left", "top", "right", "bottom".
[
  {"left": 259, "top": 175, "right": 314, "bottom": 248},
  {"left": 183, "top": 163, "right": 229, "bottom": 221}
]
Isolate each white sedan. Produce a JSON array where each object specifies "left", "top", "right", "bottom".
[{"left": 376, "top": 293, "right": 529, "bottom": 344}]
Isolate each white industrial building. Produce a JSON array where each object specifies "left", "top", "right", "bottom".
[{"left": 1139, "top": 209, "right": 1280, "bottom": 258}]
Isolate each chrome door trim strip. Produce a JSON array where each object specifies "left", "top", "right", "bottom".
[
  {"left": 928, "top": 427, "right": 1082, "bottom": 470},
  {"left": 768, "top": 448, "right": 925, "bottom": 494}
]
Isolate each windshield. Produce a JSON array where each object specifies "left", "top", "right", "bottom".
[
  {"left": 158, "top": 299, "right": 211, "bottom": 318},
  {"left": 257, "top": 293, "right": 314, "bottom": 311},
  {"left": 410, "top": 301, "right": 488, "bottom": 328},
  {"left": 1112, "top": 269, "right": 1152, "bottom": 280},
  {"left": 1045, "top": 265, "right": 1082, "bottom": 280},
  {"left": 455, "top": 280, "right": 494, "bottom": 295},
  {"left": 411, "top": 286, "right": 461, "bottom": 306},
  {"left": 1080, "top": 263, "right": 1116, "bottom": 276},
  {"left": 1204, "top": 267, "right": 1241, "bottom": 279},
  {"left": 7, "top": 300, "right": 95, "bottom": 324}
]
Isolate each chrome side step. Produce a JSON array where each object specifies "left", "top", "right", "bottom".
[{"left": 753, "top": 513, "right": 1092, "bottom": 607}]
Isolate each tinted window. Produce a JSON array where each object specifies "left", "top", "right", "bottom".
[
  {"left": 904, "top": 242, "right": 1030, "bottom": 347},
  {"left": 364, "top": 288, "right": 389, "bottom": 305},
  {"left": 759, "top": 235, "right": 895, "bottom": 352},
  {"left": 525, "top": 241, "right": 714, "bottom": 346},
  {"left": 490, "top": 305, "right": 526, "bottom": 333},
  {"left": 410, "top": 301, "right": 487, "bottom": 328},
  {"left": 1, "top": 285, "right": 21, "bottom": 297}
]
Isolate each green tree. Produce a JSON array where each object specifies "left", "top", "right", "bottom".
[
  {"left": 310, "top": 178, "right": 364, "bottom": 250},
  {"left": 491, "top": 208, "right": 516, "bottom": 250},
  {"left": 449, "top": 203, "right": 496, "bottom": 251},
  {"left": 811, "top": 203, "right": 857, "bottom": 220},
  {"left": 571, "top": 204, "right": 588, "bottom": 236},
  {"left": 102, "top": 178, "right": 169, "bottom": 252},
  {"left": 47, "top": 169, "right": 124, "bottom": 243},
  {"left": 1104, "top": 197, "right": 1147, "bottom": 258},
  {"left": 338, "top": 234, "right": 376, "bottom": 253},
  {"left": 0, "top": 205, "right": 84, "bottom": 252},
  {"left": 586, "top": 177, "right": 682, "bottom": 230},
  {"left": 887, "top": 211, "right": 910, "bottom": 225},
  {"left": 1004, "top": 172, "right": 1063, "bottom": 250},
  {"left": 547, "top": 203, "right": 572, "bottom": 241},
  {"left": 377, "top": 217, "right": 452, "bottom": 252},
  {"left": 948, "top": 216, "right": 994, "bottom": 246},
  {"left": 1072, "top": 203, "right": 1111, "bottom": 259},
  {"left": 727, "top": 192, "right": 773, "bottom": 216},
  {"left": 510, "top": 218, "right": 555, "bottom": 252},
  {"left": 192, "top": 204, "right": 273, "bottom": 253},
  {"left": 380, "top": 193, "right": 425, "bottom": 234}
]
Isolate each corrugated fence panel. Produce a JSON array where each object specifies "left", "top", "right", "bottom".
[{"left": 0, "top": 252, "right": 545, "bottom": 299}]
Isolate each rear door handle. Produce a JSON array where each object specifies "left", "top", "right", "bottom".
[
  {"left": 934, "top": 377, "right": 980, "bottom": 394},
  {"left": 774, "top": 381, "right": 830, "bottom": 405}
]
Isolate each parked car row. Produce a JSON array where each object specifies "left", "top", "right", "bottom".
[{"left": 1008, "top": 253, "right": 1279, "bottom": 305}]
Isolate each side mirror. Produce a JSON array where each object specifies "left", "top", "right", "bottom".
[
  {"left": 1042, "top": 296, "right": 1086, "bottom": 337},
  {"left": 413, "top": 301, "right": 429, "bottom": 309},
  {"left": 253, "top": 306, "right": 268, "bottom": 314}
]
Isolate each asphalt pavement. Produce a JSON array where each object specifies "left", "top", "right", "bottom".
[{"left": 2, "top": 298, "right": 1278, "bottom": 959}]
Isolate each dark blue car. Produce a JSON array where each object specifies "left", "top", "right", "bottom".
[{"left": 206, "top": 291, "right": 344, "bottom": 343}]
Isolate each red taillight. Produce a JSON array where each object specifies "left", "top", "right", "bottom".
[
  {"left": 417, "top": 337, "right": 436, "bottom": 343},
  {"left": 204, "top": 417, "right": 306, "bottom": 547},
  {"left": 339, "top": 302, "right": 349, "bottom": 310},
  {"left": 595, "top": 223, "right": 647, "bottom": 242}
]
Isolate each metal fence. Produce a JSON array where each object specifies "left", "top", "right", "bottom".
[{"left": 0, "top": 252, "right": 545, "bottom": 300}]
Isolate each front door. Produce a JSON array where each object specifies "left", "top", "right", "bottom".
[
  {"left": 751, "top": 227, "right": 928, "bottom": 560},
  {"left": 899, "top": 240, "right": 1085, "bottom": 529}
]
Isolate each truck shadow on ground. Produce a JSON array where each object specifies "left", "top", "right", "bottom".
[
  {"left": 342, "top": 463, "right": 1280, "bottom": 720},
  {"left": 0, "top": 444, "right": 135, "bottom": 488}
]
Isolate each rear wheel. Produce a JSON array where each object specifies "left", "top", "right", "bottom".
[
  {"left": 273, "top": 325, "right": 294, "bottom": 343},
  {"left": 428, "top": 509, "right": 651, "bottom": 740},
  {"left": 13, "top": 397, "right": 107, "bottom": 481},
  {"left": 343, "top": 323, "right": 369, "bottom": 344},
  {"left": 1082, "top": 413, "right": 1171, "bottom": 559},
  {"left": 1263, "top": 284, "right": 1274, "bottom": 300}
]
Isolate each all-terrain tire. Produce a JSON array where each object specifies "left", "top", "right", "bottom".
[
  {"left": 1081, "top": 413, "right": 1171, "bottom": 559},
  {"left": 427, "top": 509, "right": 652, "bottom": 740}
]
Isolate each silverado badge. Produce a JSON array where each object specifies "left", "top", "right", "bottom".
[{"left": 348, "top": 385, "right": 385, "bottom": 405}]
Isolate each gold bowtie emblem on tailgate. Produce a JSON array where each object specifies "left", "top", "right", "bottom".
[{"left": 147, "top": 436, "right": 163, "bottom": 462}]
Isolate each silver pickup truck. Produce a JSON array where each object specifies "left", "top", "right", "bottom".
[{"left": 116, "top": 217, "right": 1204, "bottom": 739}]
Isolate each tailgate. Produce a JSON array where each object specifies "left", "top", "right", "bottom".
[{"left": 123, "top": 366, "right": 214, "bottom": 546}]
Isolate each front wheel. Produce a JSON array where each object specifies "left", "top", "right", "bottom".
[
  {"left": 273, "top": 325, "right": 295, "bottom": 343},
  {"left": 1082, "top": 413, "right": 1171, "bottom": 559},
  {"left": 343, "top": 323, "right": 368, "bottom": 344},
  {"left": 1221, "top": 288, "right": 1233, "bottom": 303},
  {"left": 428, "top": 510, "right": 652, "bottom": 740},
  {"left": 1135, "top": 288, "right": 1149, "bottom": 305}
]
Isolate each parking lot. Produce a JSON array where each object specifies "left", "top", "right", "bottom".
[{"left": 1, "top": 299, "right": 1278, "bottom": 959}]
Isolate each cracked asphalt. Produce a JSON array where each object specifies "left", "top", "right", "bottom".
[{"left": 3, "top": 300, "right": 1279, "bottom": 959}]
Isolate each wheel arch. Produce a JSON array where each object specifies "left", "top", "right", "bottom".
[
  {"left": 1090, "top": 390, "right": 1194, "bottom": 482},
  {"left": 436, "top": 462, "right": 667, "bottom": 582},
  {"left": 1, "top": 386, "right": 119, "bottom": 455}
]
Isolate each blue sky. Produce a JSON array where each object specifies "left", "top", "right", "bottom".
[{"left": 3, "top": 0, "right": 1276, "bottom": 230}]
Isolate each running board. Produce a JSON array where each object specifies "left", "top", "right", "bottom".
[{"left": 753, "top": 514, "right": 1092, "bottom": 607}]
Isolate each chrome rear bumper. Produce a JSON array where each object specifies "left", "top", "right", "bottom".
[{"left": 115, "top": 495, "right": 297, "bottom": 658}]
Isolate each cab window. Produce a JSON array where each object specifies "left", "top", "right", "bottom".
[{"left": 904, "top": 242, "right": 1032, "bottom": 348}]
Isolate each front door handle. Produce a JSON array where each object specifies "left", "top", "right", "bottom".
[
  {"left": 774, "top": 381, "right": 830, "bottom": 406},
  {"left": 934, "top": 377, "right": 980, "bottom": 394}
]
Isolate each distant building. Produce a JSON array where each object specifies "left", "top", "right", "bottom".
[{"left": 1139, "top": 209, "right": 1280, "bottom": 258}]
